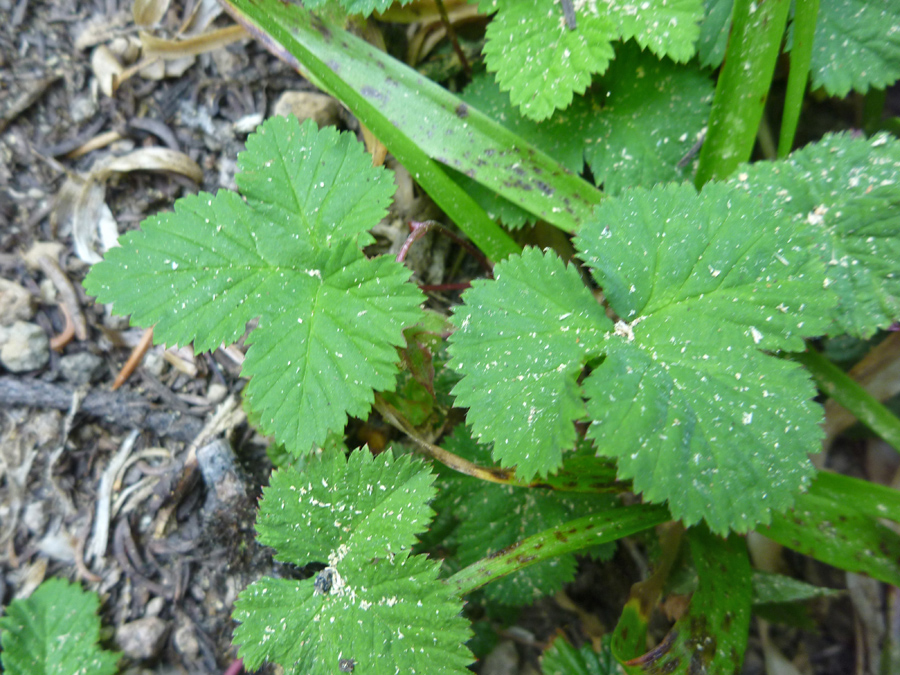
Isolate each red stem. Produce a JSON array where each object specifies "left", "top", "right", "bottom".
[{"left": 397, "top": 220, "right": 494, "bottom": 279}]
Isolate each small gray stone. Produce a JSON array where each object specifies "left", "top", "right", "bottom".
[
  {"left": 22, "top": 500, "right": 48, "bottom": 534},
  {"left": 115, "top": 617, "right": 169, "bottom": 661},
  {"left": 273, "top": 91, "right": 341, "bottom": 128},
  {"left": 0, "top": 321, "right": 49, "bottom": 372},
  {"left": 173, "top": 621, "right": 199, "bottom": 660},
  {"left": 197, "top": 439, "right": 247, "bottom": 513},
  {"left": 59, "top": 351, "right": 106, "bottom": 385},
  {"left": 0, "top": 279, "right": 35, "bottom": 325}
]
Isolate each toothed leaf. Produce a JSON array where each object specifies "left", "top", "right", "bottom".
[
  {"left": 84, "top": 116, "right": 424, "bottom": 456},
  {"left": 577, "top": 183, "right": 833, "bottom": 533},
  {"left": 480, "top": 0, "right": 702, "bottom": 121},
  {"left": 804, "top": 0, "right": 900, "bottom": 96},
  {"left": 725, "top": 132, "right": 900, "bottom": 338},
  {"left": 0, "top": 579, "right": 119, "bottom": 675},
  {"left": 234, "top": 448, "right": 472, "bottom": 675},
  {"left": 449, "top": 247, "right": 612, "bottom": 480}
]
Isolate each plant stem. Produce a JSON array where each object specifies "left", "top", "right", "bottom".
[
  {"left": 373, "top": 394, "right": 626, "bottom": 493},
  {"left": 397, "top": 220, "right": 494, "bottom": 278},
  {"left": 433, "top": 0, "right": 471, "bottom": 76},
  {"left": 778, "top": 0, "right": 819, "bottom": 157},
  {"left": 792, "top": 347, "right": 900, "bottom": 454},
  {"left": 695, "top": 0, "right": 792, "bottom": 185},
  {"left": 446, "top": 504, "right": 671, "bottom": 596}
]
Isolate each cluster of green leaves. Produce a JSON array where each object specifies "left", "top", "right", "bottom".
[
  {"left": 0, "top": 579, "right": 119, "bottom": 675},
  {"left": 80, "top": 0, "right": 900, "bottom": 673}
]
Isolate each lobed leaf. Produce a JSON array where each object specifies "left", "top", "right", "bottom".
[
  {"left": 449, "top": 247, "right": 612, "bottom": 480},
  {"left": 803, "top": 0, "right": 900, "bottom": 96},
  {"left": 542, "top": 633, "right": 617, "bottom": 675},
  {"left": 84, "top": 117, "right": 424, "bottom": 455},
  {"left": 234, "top": 556, "right": 472, "bottom": 675},
  {"left": 0, "top": 578, "right": 119, "bottom": 675},
  {"left": 480, "top": 0, "right": 703, "bottom": 121},
  {"left": 451, "top": 182, "right": 834, "bottom": 533},
  {"left": 234, "top": 448, "right": 473, "bottom": 674},
  {"left": 578, "top": 183, "right": 833, "bottom": 533},
  {"left": 482, "top": 0, "right": 615, "bottom": 122},
  {"left": 256, "top": 448, "right": 437, "bottom": 567},
  {"left": 237, "top": 116, "right": 394, "bottom": 249},
  {"left": 725, "top": 132, "right": 900, "bottom": 338},
  {"left": 584, "top": 41, "right": 713, "bottom": 194}
]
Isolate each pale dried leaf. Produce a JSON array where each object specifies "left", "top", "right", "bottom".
[
  {"left": 74, "top": 11, "right": 131, "bottom": 50},
  {"left": 90, "top": 45, "right": 124, "bottom": 97},
  {"left": 21, "top": 242, "right": 66, "bottom": 271},
  {"left": 181, "top": 0, "right": 224, "bottom": 35},
  {"left": 57, "top": 149, "right": 202, "bottom": 264},
  {"left": 163, "top": 55, "right": 197, "bottom": 78},
  {"left": 133, "top": 0, "right": 170, "bottom": 27},
  {"left": 139, "top": 24, "right": 246, "bottom": 59},
  {"left": 96, "top": 147, "right": 203, "bottom": 183}
]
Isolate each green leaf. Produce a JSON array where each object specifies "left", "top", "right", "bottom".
[
  {"left": 725, "top": 132, "right": 900, "bottom": 338},
  {"left": 0, "top": 578, "right": 119, "bottom": 675},
  {"left": 760, "top": 475, "right": 900, "bottom": 586},
  {"left": 622, "top": 528, "right": 751, "bottom": 674},
  {"left": 84, "top": 117, "right": 424, "bottom": 455},
  {"left": 810, "top": 470, "right": 900, "bottom": 524},
  {"left": 703, "top": 0, "right": 900, "bottom": 96},
  {"left": 482, "top": 0, "right": 615, "bottom": 122},
  {"left": 236, "top": 116, "right": 392, "bottom": 249},
  {"left": 256, "top": 448, "right": 437, "bottom": 566},
  {"left": 585, "top": 41, "right": 714, "bottom": 194},
  {"left": 751, "top": 571, "right": 841, "bottom": 605},
  {"left": 434, "top": 427, "right": 617, "bottom": 605},
  {"left": 460, "top": 72, "right": 588, "bottom": 174},
  {"left": 447, "top": 503, "right": 672, "bottom": 597},
  {"left": 448, "top": 247, "right": 612, "bottom": 480},
  {"left": 542, "top": 633, "right": 617, "bottom": 675},
  {"left": 577, "top": 182, "right": 832, "bottom": 533},
  {"left": 805, "top": 0, "right": 900, "bottom": 96},
  {"left": 694, "top": 0, "right": 792, "bottom": 185},
  {"left": 233, "top": 448, "right": 473, "bottom": 674},
  {"left": 697, "top": 0, "right": 733, "bottom": 67},
  {"left": 302, "top": 0, "right": 410, "bottom": 15},
  {"left": 449, "top": 183, "right": 833, "bottom": 531},
  {"left": 235, "top": 556, "right": 472, "bottom": 675},
  {"left": 460, "top": 47, "right": 714, "bottom": 198},
  {"left": 481, "top": 0, "right": 703, "bottom": 121}
]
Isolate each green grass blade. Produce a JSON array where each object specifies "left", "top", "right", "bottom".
[
  {"left": 760, "top": 474, "right": 900, "bottom": 586},
  {"left": 695, "top": 0, "right": 791, "bottom": 184},
  {"left": 778, "top": 0, "right": 819, "bottom": 157},
  {"left": 793, "top": 347, "right": 900, "bottom": 454}
]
